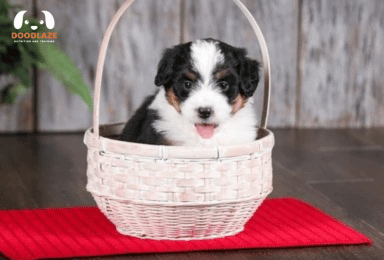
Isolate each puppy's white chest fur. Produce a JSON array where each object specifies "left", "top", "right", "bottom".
[{"left": 150, "top": 89, "right": 257, "bottom": 146}]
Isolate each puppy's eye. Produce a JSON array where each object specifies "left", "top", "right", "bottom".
[
  {"left": 218, "top": 82, "right": 229, "bottom": 91},
  {"left": 184, "top": 81, "right": 193, "bottom": 90}
]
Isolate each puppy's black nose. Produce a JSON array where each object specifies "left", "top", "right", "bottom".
[{"left": 198, "top": 107, "right": 213, "bottom": 119}]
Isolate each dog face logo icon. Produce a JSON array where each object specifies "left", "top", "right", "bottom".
[{"left": 14, "top": 10, "right": 55, "bottom": 30}]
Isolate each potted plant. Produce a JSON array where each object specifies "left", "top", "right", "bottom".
[{"left": 0, "top": 0, "right": 92, "bottom": 110}]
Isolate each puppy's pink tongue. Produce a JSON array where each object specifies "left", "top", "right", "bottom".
[{"left": 196, "top": 124, "right": 215, "bottom": 139}]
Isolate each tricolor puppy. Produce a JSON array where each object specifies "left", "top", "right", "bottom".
[{"left": 120, "top": 38, "right": 261, "bottom": 146}]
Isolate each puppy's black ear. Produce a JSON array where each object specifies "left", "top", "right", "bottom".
[
  {"left": 239, "top": 58, "right": 261, "bottom": 97},
  {"left": 154, "top": 47, "right": 179, "bottom": 87},
  {"left": 221, "top": 44, "right": 261, "bottom": 97}
]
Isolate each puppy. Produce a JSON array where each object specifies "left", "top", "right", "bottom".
[{"left": 120, "top": 38, "right": 261, "bottom": 146}]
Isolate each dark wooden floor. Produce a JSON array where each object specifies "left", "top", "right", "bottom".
[{"left": 0, "top": 129, "right": 383, "bottom": 260}]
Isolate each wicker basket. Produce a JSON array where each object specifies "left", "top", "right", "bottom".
[{"left": 84, "top": 0, "right": 274, "bottom": 240}]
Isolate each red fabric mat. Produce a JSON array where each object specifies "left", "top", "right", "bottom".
[{"left": 0, "top": 198, "right": 371, "bottom": 260}]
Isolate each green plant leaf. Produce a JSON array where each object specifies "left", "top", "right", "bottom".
[
  {"left": 0, "top": 0, "right": 93, "bottom": 109},
  {"left": 0, "top": 36, "right": 13, "bottom": 46},
  {"left": 0, "top": 83, "right": 27, "bottom": 104},
  {"left": 0, "top": 45, "right": 7, "bottom": 53},
  {"left": 37, "top": 43, "right": 93, "bottom": 111}
]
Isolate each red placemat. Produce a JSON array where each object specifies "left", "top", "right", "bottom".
[{"left": 0, "top": 198, "right": 371, "bottom": 260}]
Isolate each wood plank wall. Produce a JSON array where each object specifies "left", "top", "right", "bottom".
[
  {"left": 299, "top": 0, "right": 384, "bottom": 128},
  {"left": 1, "top": 0, "right": 383, "bottom": 132},
  {"left": 36, "top": 0, "right": 180, "bottom": 131}
]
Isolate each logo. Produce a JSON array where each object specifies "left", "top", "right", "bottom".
[{"left": 12, "top": 10, "right": 57, "bottom": 42}]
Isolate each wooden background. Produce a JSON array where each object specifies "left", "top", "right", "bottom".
[{"left": 1, "top": 0, "right": 383, "bottom": 132}]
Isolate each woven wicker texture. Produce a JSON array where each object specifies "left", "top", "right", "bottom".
[
  {"left": 93, "top": 196, "right": 266, "bottom": 240},
  {"left": 84, "top": 0, "right": 274, "bottom": 240},
  {"left": 85, "top": 125, "right": 273, "bottom": 204}
]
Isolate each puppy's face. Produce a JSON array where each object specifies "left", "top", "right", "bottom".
[{"left": 155, "top": 39, "right": 260, "bottom": 139}]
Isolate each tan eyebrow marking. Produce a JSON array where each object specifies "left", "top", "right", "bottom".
[
  {"left": 232, "top": 94, "right": 247, "bottom": 114},
  {"left": 166, "top": 88, "right": 181, "bottom": 113},
  {"left": 215, "top": 69, "right": 230, "bottom": 80},
  {"left": 184, "top": 71, "right": 197, "bottom": 81}
]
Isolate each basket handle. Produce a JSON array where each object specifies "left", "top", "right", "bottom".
[{"left": 93, "top": 0, "right": 271, "bottom": 138}]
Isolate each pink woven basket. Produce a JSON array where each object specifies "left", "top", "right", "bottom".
[{"left": 84, "top": 0, "right": 274, "bottom": 240}]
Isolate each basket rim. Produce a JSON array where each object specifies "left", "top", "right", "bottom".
[{"left": 84, "top": 122, "right": 274, "bottom": 160}]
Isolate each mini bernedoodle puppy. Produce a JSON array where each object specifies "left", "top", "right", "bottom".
[{"left": 120, "top": 38, "right": 261, "bottom": 146}]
